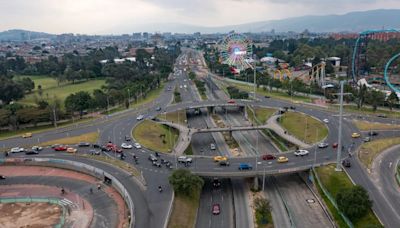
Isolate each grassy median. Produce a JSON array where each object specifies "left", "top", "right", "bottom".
[
  {"left": 168, "top": 191, "right": 200, "bottom": 228},
  {"left": 133, "top": 120, "right": 179, "bottom": 153},
  {"left": 280, "top": 112, "right": 328, "bottom": 144},
  {"left": 39, "top": 132, "right": 99, "bottom": 146},
  {"left": 246, "top": 107, "right": 277, "bottom": 125},
  {"left": 315, "top": 164, "right": 382, "bottom": 228},
  {"left": 358, "top": 137, "right": 400, "bottom": 169},
  {"left": 157, "top": 110, "right": 187, "bottom": 126},
  {"left": 352, "top": 120, "right": 400, "bottom": 131}
]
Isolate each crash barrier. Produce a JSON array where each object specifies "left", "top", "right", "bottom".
[
  {"left": 0, "top": 158, "right": 135, "bottom": 228},
  {"left": 0, "top": 197, "right": 66, "bottom": 228}
]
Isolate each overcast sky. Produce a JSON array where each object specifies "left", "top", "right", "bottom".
[{"left": 1, "top": 0, "right": 400, "bottom": 34}]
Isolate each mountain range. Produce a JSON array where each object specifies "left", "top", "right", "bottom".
[{"left": 1, "top": 9, "right": 400, "bottom": 40}]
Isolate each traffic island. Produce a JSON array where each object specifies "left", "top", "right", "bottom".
[
  {"left": 39, "top": 132, "right": 99, "bottom": 146},
  {"left": 157, "top": 110, "right": 187, "bottom": 126},
  {"left": 352, "top": 120, "right": 400, "bottom": 131},
  {"left": 133, "top": 120, "right": 179, "bottom": 153},
  {"left": 279, "top": 112, "right": 328, "bottom": 144},
  {"left": 313, "top": 165, "right": 382, "bottom": 228},
  {"left": 358, "top": 137, "right": 400, "bottom": 169}
]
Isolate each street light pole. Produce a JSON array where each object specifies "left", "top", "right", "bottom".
[
  {"left": 253, "top": 61, "right": 257, "bottom": 100},
  {"left": 336, "top": 81, "right": 345, "bottom": 172}
]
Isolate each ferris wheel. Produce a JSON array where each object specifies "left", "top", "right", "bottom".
[{"left": 220, "top": 33, "right": 253, "bottom": 71}]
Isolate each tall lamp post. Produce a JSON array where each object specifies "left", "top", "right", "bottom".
[{"left": 253, "top": 61, "right": 257, "bottom": 100}]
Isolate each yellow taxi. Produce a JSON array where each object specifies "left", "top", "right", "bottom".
[
  {"left": 22, "top": 132, "right": 32, "bottom": 138},
  {"left": 213, "top": 156, "right": 228, "bottom": 162},
  {"left": 277, "top": 156, "right": 289, "bottom": 163},
  {"left": 67, "top": 147, "right": 77, "bottom": 153},
  {"left": 351, "top": 133, "right": 361, "bottom": 138}
]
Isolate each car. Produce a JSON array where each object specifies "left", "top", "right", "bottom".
[
  {"left": 264, "top": 95, "right": 271, "bottom": 98},
  {"left": 262, "top": 154, "right": 276, "bottom": 160},
  {"left": 238, "top": 163, "right": 252, "bottom": 170},
  {"left": 51, "top": 144, "right": 61, "bottom": 149},
  {"left": 212, "top": 178, "right": 221, "bottom": 188},
  {"left": 134, "top": 143, "right": 142, "bottom": 149},
  {"left": 100, "top": 146, "right": 108, "bottom": 152},
  {"left": 78, "top": 142, "right": 91, "bottom": 147},
  {"left": 54, "top": 146, "right": 67, "bottom": 151},
  {"left": 332, "top": 143, "right": 338, "bottom": 149},
  {"left": 112, "top": 147, "right": 123, "bottom": 153},
  {"left": 32, "top": 146, "right": 43, "bottom": 151},
  {"left": 0, "top": 175, "right": 5, "bottom": 180},
  {"left": 277, "top": 156, "right": 289, "bottom": 163},
  {"left": 121, "top": 143, "right": 133, "bottom": 149},
  {"left": 377, "top": 114, "right": 387, "bottom": 118},
  {"left": 25, "top": 150, "right": 39, "bottom": 155},
  {"left": 294, "top": 149, "right": 309, "bottom": 156},
  {"left": 213, "top": 156, "right": 228, "bottom": 162},
  {"left": 136, "top": 115, "right": 144, "bottom": 121},
  {"left": 178, "top": 156, "right": 192, "bottom": 163},
  {"left": 22, "top": 132, "right": 32, "bottom": 138},
  {"left": 318, "top": 142, "right": 329, "bottom": 148},
  {"left": 67, "top": 147, "right": 77, "bottom": 153},
  {"left": 351, "top": 133, "right": 361, "bottom": 138},
  {"left": 363, "top": 137, "right": 371, "bottom": 142},
  {"left": 219, "top": 160, "right": 230, "bottom": 166},
  {"left": 149, "top": 154, "right": 158, "bottom": 162},
  {"left": 368, "top": 131, "right": 378, "bottom": 136},
  {"left": 342, "top": 159, "right": 351, "bottom": 167},
  {"left": 10, "top": 147, "right": 24, "bottom": 153},
  {"left": 125, "top": 135, "right": 131, "bottom": 141},
  {"left": 323, "top": 119, "right": 329, "bottom": 123},
  {"left": 152, "top": 161, "right": 162, "bottom": 167},
  {"left": 212, "top": 204, "right": 220, "bottom": 215},
  {"left": 93, "top": 144, "right": 101, "bottom": 148},
  {"left": 227, "top": 99, "right": 236, "bottom": 104},
  {"left": 106, "top": 142, "right": 115, "bottom": 148},
  {"left": 155, "top": 107, "right": 162, "bottom": 111},
  {"left": 90, "top": 149, "right": 101, "bottom": 155},
  {"left": 210, "top": 143, "right": 216, "bottom": 150}
]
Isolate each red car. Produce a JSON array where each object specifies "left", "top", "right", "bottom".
[
  {"left": 54, "top": 145, "right": 67, "bottom": 151},
  {"left": 227, "top": 99, "right": 236, "bottom": 104},
  {"left": 212, "top": 204, "right": 220, "bottom": 215},
  {"left": 332, "top": 143, "right": 338, "bottom": 149},
  {"left": 262, "top": 154, "right": 276, "bottom": 160}
]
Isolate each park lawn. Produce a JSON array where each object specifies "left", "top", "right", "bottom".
[
  {"left": 133, "top": 120, "right": 179, "bottom": 153},
  {"left": 14, "top": 75, "right": 69, "bottom": 90},
  {"left": 39, "top": 132, "right": 99, "bottom": 146},
  {"left": 352, "top": 120, "right": 400, "bottom": 131},
  {"left": 157, "top": 110, "right": 187, "bottom": 126},
  {"left": 168, "top": 191, "right": 200, "bottom": 228},
  {"left": 132, "top": 83, "right": 165, "bottom": 108},
  {"left": 247, "top": 107, "right": 277, "bottom": 125},
  {"left": 19, "top": 79, "right": 106, "bottom": 107},
  {"left": 358, "top": 137, "right": 400, "bottom": 169},
  {"left": 316, "top": 164, "right": 382, "bottom": 228},
  {"left": 280, "top": 112, "right": 328, "bottom": 144}
]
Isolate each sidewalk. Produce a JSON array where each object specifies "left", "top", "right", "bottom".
[{"left": 153, "top": 120, "right": 191, "bottom": 155}]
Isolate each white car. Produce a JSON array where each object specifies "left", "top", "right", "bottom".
[
  {"left": 11, "top": 147, "right": 25, "bottom": 153},
  {"left": 323, "top": 119, "right": 329, "bottom": 123},
  {"left": 178, "top": 156, "right": 193, "bottom": 163},
  {"left": 317, "top": 142, "right": 329, "bottom": 148},
  {"left": 32, "top": 146, "right": 43, "bottom": 151},
  {"left": 134, "top": 143, "right": 142, "bottom": 149},
  {"left": 136, "top": 115, "right": 144, "bottom": 121},
  {"left": 121, "top": 143, "right": 133, "bottom": 149},
  {"left": 294, "top": 149, "right": 309, "bottom": 156},
  {"left": 210, "top": 143, "right": 216, "bottom": 150}
]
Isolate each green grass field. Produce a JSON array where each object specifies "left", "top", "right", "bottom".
[
  {"left": 15, "top": 75, "right": 106, "bottom": 107},
  {"left": 247, "top": 107, "right": 277, "bottom": 125},
  {"left": 316, "top": 165, "right": 382, "bottom": 228},
  {"left": 280, "top": 112, "right": 328, "bottom": 144},
  {"left": 168, "top": 191, "right": 200, "bottom": 228},
  {"left": 358, "top": 137, "right": 400, "bottom": 169},
  {"left": 133, "top": 120, "right": 179, "bottom": 153},
  {"left": 157, "top": 110, "right": 187, "bottom": 125}
]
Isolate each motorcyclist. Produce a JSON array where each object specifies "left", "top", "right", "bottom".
[{"left": 158, "top": 185, "right": 162, "bottom": 192}]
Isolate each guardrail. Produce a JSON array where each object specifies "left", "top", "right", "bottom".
[{"left": 0, "top": 157, "right": 135, "bottom": 228}]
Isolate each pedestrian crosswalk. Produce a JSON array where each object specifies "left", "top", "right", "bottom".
[{"left": 60, "top": 198, "right": 75, "bottom": 208}]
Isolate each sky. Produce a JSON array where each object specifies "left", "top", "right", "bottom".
[{"left": 1, "top": 0, "right": 400, "bottom": 34}]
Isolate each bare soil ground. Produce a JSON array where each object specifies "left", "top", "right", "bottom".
[{"left": 0, "top": 202, "right": 61, "bottom": 228}]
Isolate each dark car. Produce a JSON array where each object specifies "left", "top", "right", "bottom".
[
  {"left": 332, "top": 143, "right": 338, "bottom": 149},
  {"left": 377, "top": 114, "right": 387, "bottom": 118},
  {"left": 54, "top": 146, "right": 67, "bottom": 151},
  {"left": 342, "top": 159, "right": 351, "bottom": 167},
  {"left": 155, "top": 107, "right": 162, "bottom": 111},
  {"left": 238, "top": 163, "right": 253, "bottom": 170},
  {"left": 212, "top": 178, "right": 221, "bottom": 188},
  {"left": 368, "top": 131, "right": 378, "bottom": 136},
  {"left": 78, "top": 142, "right": 91, "bottom": 147},
  {"left": 125, "top": 135, "right": 131, "bottom": 141},
  {"left": 149, "top": 154, "right": 157, "bottom": 162},
  {"left": 264, "top": 95, "right": 270, "bottom": 98},
  {"left": 92, "top": 144, "right": 101, "bottom": 148},
  {"left": 219, "top": 160, "right": 230, "bottom": 166},
  {"left": 0, "top": 175, "right": 5, "bottom": 180},
  {"left": 262, "top": 154, "right": 276, "bottom": 160},
  {"left": 25, "top": 150, "right": 39, "bottom": 155}
]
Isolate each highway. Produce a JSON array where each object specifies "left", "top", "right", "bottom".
[{"left": 1, "top": 48, "right": 400, "bottom": 227}]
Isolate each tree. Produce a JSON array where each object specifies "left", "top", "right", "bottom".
[
  {"left": 336, "top": 185, "right": 372, "bottom": 221},
  {"left": 387, "top": 91, "right": 399, "bottom": 110},
  {"left": 18, "top": 77, "right": 35, "bottom": 93},
  {"left": 366, "top": 90, "right": 385, "bottom": 111},
  {"left": 168, "top": 169, "right": 204, "bottom": 197},
  {"left": 0, "top": 76, "right": 25, "bottom": 104},
  {"left": 254, "top": 197, "right": 272, "bottom": 225},
  {"left": 64, "top": 91, "right": 93, "bottom": 118},
  {"left": 92, "top": 89, "right": 108, "bottom": 110},
  {"left": 357, "top": 84, "right": 368, "bottom": 109}
]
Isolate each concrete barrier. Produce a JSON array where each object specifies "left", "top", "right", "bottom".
[{"left": 0, "top": 157, "right": 135, "bottom": 228}]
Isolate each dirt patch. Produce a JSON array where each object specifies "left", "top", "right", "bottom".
[{"left": 0, "top": 202, "right": 61, "bottom": 227}]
